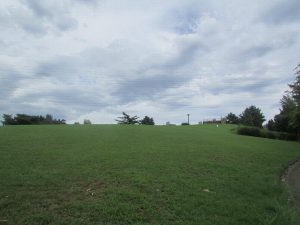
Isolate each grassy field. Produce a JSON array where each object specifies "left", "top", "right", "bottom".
[{"left": 0, "top": 124, "right": 300, "bottom": 225}]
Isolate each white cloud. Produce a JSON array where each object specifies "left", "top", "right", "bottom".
[{"left": 0, "top": 0, "right": 299, "bottom": 124}]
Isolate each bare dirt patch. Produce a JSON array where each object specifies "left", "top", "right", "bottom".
[
  {"left": 20, "top": 182, "right": 104, "bottom": 212},
  {"left": 282, "top": 160, "right": 300, "bottom": 212}
]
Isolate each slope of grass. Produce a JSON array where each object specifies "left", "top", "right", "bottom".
[{"left": 0, "top": 124, "right": 300, "bottom": 225}]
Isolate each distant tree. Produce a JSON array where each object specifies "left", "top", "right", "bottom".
[
  {"left": 267, "top": 64, "right": 300, "bottom": 134},
  {"left": 140, "top": 116, "right": 155, "bottom": 125},
  {"left": 288, "top": 64, "right": 300, "bottom": 133},
  {"left": 14, "top": 114, "right": 33, "bottom": 125},
  {"left": 289, "top": 64, "right": 300, "bottom": 103},
  {"left": 54, "top": 119, "right": 66, "bottom": 124},
  {"left": 281, "top": 94, "right": 297, "bottom": 114},
  {"left": 83, "top": 119, "right": 92, "bottom": 125},
  {"left": 270, "top": 95, "right": 296, "bottom": 132},
  {"left": 225, "top": 112, "right": 239, "bottom": 124},
  {"left": 116, "top": 112, "right": 139, "bottom": 125},
  {"left": 1, "top": 114, "right": 66, "bottom": 125},
  {"left": 266, "top": 119, "right": 276, "bottom": 131},
  {"left": 45, "top": 114, "right": 53, "bottom": 123},
  {"left": 2, "top": 114, "right": 16, "bottom": 125},
  {"left": 240, "top": 105, "right": 265, "bottom": 128}
]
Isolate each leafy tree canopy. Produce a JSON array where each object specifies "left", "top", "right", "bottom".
[
  {"left": 269, "top": 94, "right": 296, "bottom": 133},
  {"left": 240, "top": 105, "right": 265, "bottom": 128},
  {"left": 140, "top": 116, "right": 155, "bottom": 125},
  {"left": 267, "top": 64, "right": 300, "bottom": 134},
  {"left": 288, "top": 64, "right": 300, "bottom": 132},
  {"left": 225, "top": 112, "right": 239, "bottom": 124},
  {"left": 116, "top": 112, "right": 139, "bottom": 125},
  {"left": 83, "top": 119, "right": 92, "bottom": 125},
  {"left": 2, "top": 114, "right": 66, "bottom": 125}
]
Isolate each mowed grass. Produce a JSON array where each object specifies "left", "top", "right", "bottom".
[{"left": 0, "top": 125, "right": 300, "bottom": 225}]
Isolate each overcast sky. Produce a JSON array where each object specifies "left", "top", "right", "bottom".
[{"left": 0, "top": 0, "right": 300, "bottom": 124}]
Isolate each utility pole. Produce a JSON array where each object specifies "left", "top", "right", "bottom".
[{"left": 187, "top": 114, "right": 190, "bottom": 124}]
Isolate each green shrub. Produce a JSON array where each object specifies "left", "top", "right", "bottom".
[
  {"left": 277, "top": 132, "right": 297, "bottom": 141},
  {"left": 237, "top": 126, "right": 261, "bottom": 137},
  {"left": 237, "top": 126, "right": 298, "bottom": 141},
  {"left": 263, "top": 131, "right": 276, "bottom": 139}
]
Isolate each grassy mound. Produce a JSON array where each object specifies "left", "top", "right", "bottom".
[{"left": 0, "top": 124, "right": 300, "bottom": 225}]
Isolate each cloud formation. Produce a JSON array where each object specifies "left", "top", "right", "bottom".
[
  {"left": 261, "top": 0, "right": 300, "bottom": 24},
  {"left": 0, "top": 0, "right": 300, "bottom": 124}
]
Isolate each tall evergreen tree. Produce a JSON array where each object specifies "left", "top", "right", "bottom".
[
  {"left": 116, "top": 112, "right": 139, "bottom": 125},
  {"left": 1, "top": 114, "right": 66, "bottom": 125},
  {"left": 275, "top": 95, "right": 296, "bottom": 132},
  {"left": 267, "top": 63, "right": 300, "bottom": 135},
  {"left": 2, "top": 114, "right": 16, "bottom": 125},
  {"left": 140, "top": 116, "right": 155, "bottom": 125},
  {"left": 240, "top": 105, "right": 265, "bottom": 128},
  {"left": 225, "top": 112, "right": 239, "bottom": 124},
  {"left": 289, "top": 64, "right": 300, "bottom": 133}
]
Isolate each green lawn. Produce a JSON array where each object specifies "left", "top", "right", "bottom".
[{"left": 0, "top": 124, "right": 300, "bottom": 225}]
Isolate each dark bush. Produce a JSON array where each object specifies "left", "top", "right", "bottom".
[
  {"left": 237, "top": 126, "right": 261, "bottom": 137},
  {"left": 237, "top": 126, "right": 298, "bottom": 141},
  {"left": 263, "top": 131, "right": 276, "bottom": 139},
  {"left": 277, "top": 132, "right": 297, "bottom": 141},
  {"left": 181, "top": 122, "right": 190, "bottom": 125},
  {"left": 2, "top": 114, "right": 66, "bottom": 125}
]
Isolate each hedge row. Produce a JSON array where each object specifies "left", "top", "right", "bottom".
[{"left": 237, "top": 126, "right": 298, "bottom": 141}]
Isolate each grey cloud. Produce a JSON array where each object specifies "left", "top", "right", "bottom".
[
  {"left": 115, "top": 74, "right": 187, "bottom": 102},
  {"left": 8, "top": 0, "right": 79, "bottom": 35},
  {"left": 2, "top": 76, "right": 110, "bottom": 119},
  {"left": 165, "top": 102, "right": 189, "bottom": 110},
  {"left": 261, "top": 0, "right": 300, "bottom": 24},
  {"left": 3, "top": 49, "right": 121, "bottom": 118},
  {"left": 203, "top": 75, "right": 285, "bottom": 96},
  {"left": 26, "top": 0, "right": 78, "bottom": 31},
  {"left": 112, "top": 39, "right": 206, "bottom": 102},
  {"left": 17, "top": 17, "right": 48, "bottom": 36},
  {"left": 0, "top": 40, "right": 8, "bottom": 49},
  {"left": 54, "top": 15, "right": 77, "bottom": 31},
  {"left": 74, "top": 0, "right": 100, "bottom": 6},
  {"left": 1, "top": 0, "right": 299, "bottom": 123},
  {"left": 25, "top": 0, "right": 53, "bottom": 18},
  {"left": 32, "top": 46, "right": 127, "bottom": 80},
  {"left": 172, "top": 9, "right": 200, "bottom": 34},
  {"left": 233, "top": 35, "right": 296, "bottom": 62},
  {"left": 19, "top": 88, "right": 108, "bottom": 111},
  {"left": 0, "top": 5, "right": 45, "bottom": 36},
  {"left": 239, "top": 45, "right": 274, "bottom": 59},
  {"left": 0, "top": 71, "right": 35, "bottom": 113},
  {"left": 162, "top": 1, "right": 212, "bottom": 35},
  {"left": 0, "top": 79, "right": 18, "bottom": 111},
  {"left": 34, "top": 57, "right": 80, "bottom": 79},
  {"left": 163, "top": 41, "right": 207, "bottom": 71}
]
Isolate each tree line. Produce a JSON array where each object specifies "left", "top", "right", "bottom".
[
  {"left": 2, "top": 63, "right": 299, "bottom": 133},
  {"left": 225, "top": 105, "right": 265, "bottom": 128},
  {"left": 2, "top": 114, "right": 66, "bottom": 125},
  {"left": 226, "top": 63, "right": 300, "bottom": 139},
  {"left": 116, "top": 112, "right": 155, "bottom": 125},
  {"left": 266, "top": 65, "right": 300, "bottom": 134}
]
